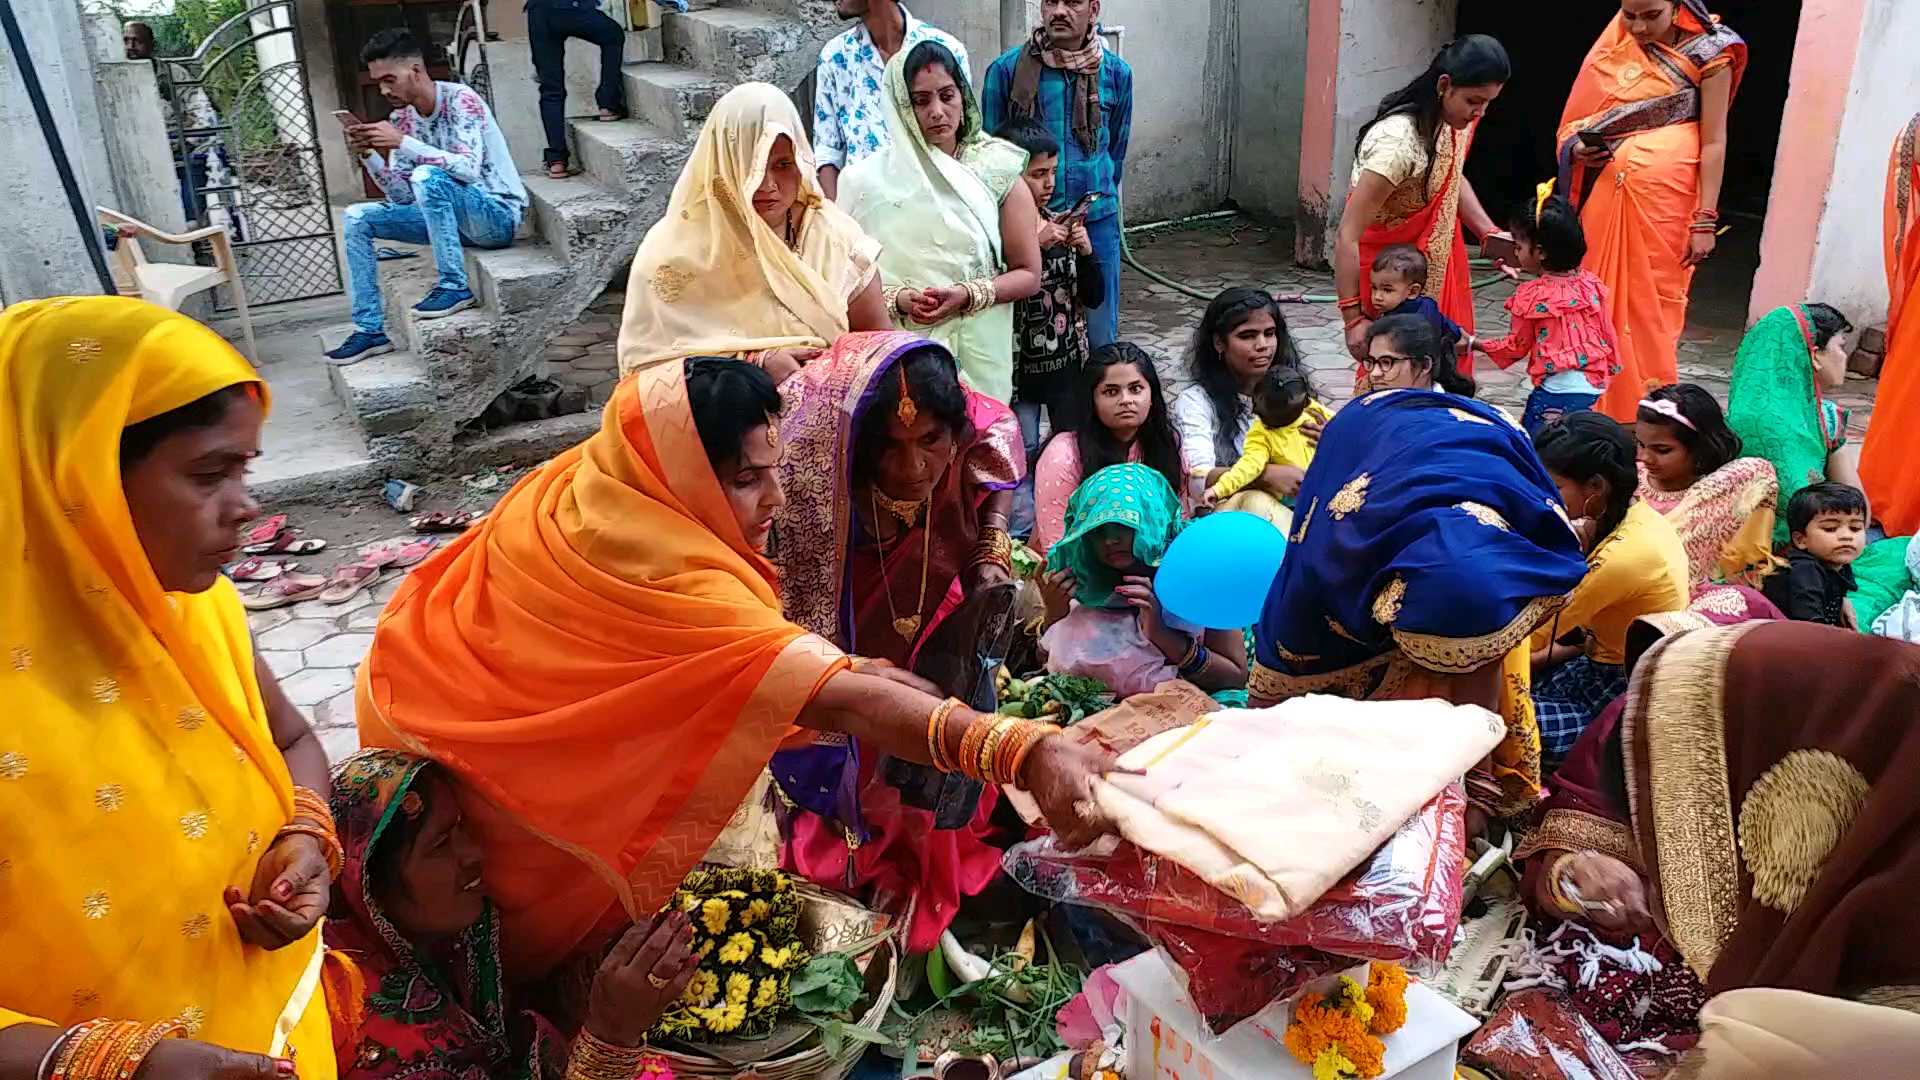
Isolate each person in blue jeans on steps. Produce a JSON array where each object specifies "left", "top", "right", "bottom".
[
  {"left": 982, "top": 0, "right": 1131, "bottom": 349},
  {"left": 529, "top": 0, "right": 629, "bottom": 180},
  {"left": 327, "top": 29, "right": 527, "bottom": 364}
]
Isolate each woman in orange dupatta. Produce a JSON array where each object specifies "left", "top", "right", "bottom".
[
  {"left": 355, "top": 357, "right": 1111, "bottom": 983},
  {"left": 1337, "top": 35, "right": 1512, "bottom": 375},
  {"left": 1558, "top": 0, "right": 1746, "bottom": 421},
  {"left": 1858, "top": 112, "right": 1920, "bottom": 535}
]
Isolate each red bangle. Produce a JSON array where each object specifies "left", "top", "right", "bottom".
[{"left": 1336, "top": 296, "right": 1363, "bottom": 310}]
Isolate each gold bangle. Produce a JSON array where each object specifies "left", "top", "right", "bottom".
[
  {"left": 927, "top": 698, "right": 961, "bottom": 772},
  {"left": 957, "top": 714, "right": 993, "bottom": 781},
  {"left": 274, "top": 822, "right": 344, "bottom": 879},
  {"left": 48, "top": 1020, "right": 101, "bottom": 1080},
  {"left": 883, "top": 285, "right": 905, "bottom": 319},
  {"left": 114, "top": 1022, "right": 185, "bottom": 1080},
  {"left": 566, "top": 1029, "right": 652, "bottom": 1080},
  {"left": 977, "top": 718, "right": 1016, "bottom": 782},
  {"left": 1545, "top": 851, "right": 1584, "bottom": 917},
  {"left": 1008, "top": 724, "right": 1060, "bottom": 787}
]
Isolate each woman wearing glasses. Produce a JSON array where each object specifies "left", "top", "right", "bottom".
[{"left": 1358, "top": 312, "right": 1478, "bottom": 396}]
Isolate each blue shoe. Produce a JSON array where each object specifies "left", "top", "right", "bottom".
[
  {"left": 324, "top": 330, "right": 393, "bottom": 365},
  {"left": 414, "top": 286, "right": 476, "bottom": 320}
]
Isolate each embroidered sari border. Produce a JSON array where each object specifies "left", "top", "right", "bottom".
[{"left": 1391, "top": 592, "right": 1569, "bottom": 674}]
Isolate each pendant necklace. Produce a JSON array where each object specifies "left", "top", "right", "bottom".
[{"left": 871, "top": 490, "right": 931, "bottom": 640}]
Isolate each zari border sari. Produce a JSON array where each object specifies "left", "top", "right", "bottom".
[
  {"left": 769, "top": 331, "right": 1022, "bottom": 952},
  {"left": 838, "top": 50, "right": 1029, "bottom": 403},
  {"left": 1860, "top": 113, "right": 1920, "bottom": 536},
  {"left": 355, "top": 365, "right": 848, "bottom": 982},
  {"left": 0, "top": 298, "right": 334, "bottom": 1077},
  {"left": 1558, "top": 0, "right": 1746, "bottom": 420},
  {"left": 1623, "top": 622, "right": 1920, "bottom": 995},
  {"left": 1354, "top": 113, "right": 1477, "bottom": 371},
  {"left": 1636, "top": 457, "right": 1778, "bottom": 590},
  {"left": 1251, "top": 389, "right": 1590, "bottom": 819}
]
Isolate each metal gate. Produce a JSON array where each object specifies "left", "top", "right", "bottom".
[{"left": 162, "top": 0, "right": 340, "bottom": 308}]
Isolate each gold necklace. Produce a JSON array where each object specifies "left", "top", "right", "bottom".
[
  {"left": 872, "top": 488, "right": 927, "bottom": 528},
  {"left": 871, "top": 490, "right": 931, "bottom": 640}
]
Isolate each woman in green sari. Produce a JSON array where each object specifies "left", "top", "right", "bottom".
[
  {"left": 1724, "top": 303, "right": 1863, "bottom": 545},
  {"left": 838, "top": 40, "right": 1042, "bottom": 404}
]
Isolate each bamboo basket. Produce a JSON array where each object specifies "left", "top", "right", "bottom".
[{"left": 652, "top": 882, "right": 899, "bottom": 1080}]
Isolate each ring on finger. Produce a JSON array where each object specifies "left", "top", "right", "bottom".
[{"left": 646, "top": 972, "right": 671, "bottom": 990}]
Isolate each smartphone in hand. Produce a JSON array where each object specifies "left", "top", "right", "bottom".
[
  {"left": 1054, "top": 191, "right": 1101, "bottom": 223},
  {"left": 1481, "top": 233, "right": 1518, "bottom": 266},
  {"left": 331, "top": 109, "right": 364, "bottom": 129}
]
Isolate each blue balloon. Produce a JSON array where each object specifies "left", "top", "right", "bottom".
[{"left": 1154, "top": 511, "right": 1288, "bottom": 630}]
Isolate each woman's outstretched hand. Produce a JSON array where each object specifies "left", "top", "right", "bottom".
[
  {"left": 226, "top": 833, "right": 329, "bottom": 950},
  {"left": 585, "top": 912, "right": 700, "bottom": 1047},
  {"left": 1021, "top": 735, "right": 1122, "bottom": 850},
  {"left": 1557, "top": 851, "right": 1654, "bottom": 935}
]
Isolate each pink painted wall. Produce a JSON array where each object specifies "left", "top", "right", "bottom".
[
  {"left": 1293, "top": 0, "right": 1342, "bottom": 264},
  {"left": 1748, "top": 0, "right": 1867, "bottom": 323}
]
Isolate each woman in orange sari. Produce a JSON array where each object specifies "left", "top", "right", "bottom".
[
  {"left": 1858, "top": 112, "right": 1920, "bottom": 536},
  {"left": 354, "top": 357, "right": 1111, "bottom": 983},
  {"left": 1558, "top": 0, "right": 1745, "bottom": 421},
  {"left": 1337, "top": 35, "right": 1512, "bottom": 372}
]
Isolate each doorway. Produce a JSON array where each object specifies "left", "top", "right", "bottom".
[{"left": 1455, "top": 0, "right": 1802, "bottom": 336}]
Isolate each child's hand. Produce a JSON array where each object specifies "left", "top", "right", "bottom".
[
  {"left": 1038, "top": 567, "right": 1077, "bottom": 625},
  {"left": 1200, "top": 489, "right": 1220, "bottom": 509},
  {"left": 1068, "top": 220, "right": 1093, "bottom": 256},
  {"left": 1498, "top": 263, "right": 1522, "bottom": 281},
  {"left": 1036, "top": 220, "right": 1070, "bottom": 249}
]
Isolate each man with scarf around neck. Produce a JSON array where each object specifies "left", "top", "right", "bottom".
[{"left": 983, "top": 0, "right": 1132, "bottom": 349}]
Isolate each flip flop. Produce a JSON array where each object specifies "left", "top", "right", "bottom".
[
  {"left": 240, "top": 572, "right": 327, "bottom": 611},
  {"left": 242, "top": 532, "right": 328, "bottom": 557},
  {"left": 409, "top": 510, "right": 482, "bottom": 533},
  {"left": 359, "top": 537, "right": 439, "bottom": 569},
  {"left": 244, "top": 514, "right": 288, "bottom": 544},
  {"left": 319, "top": 562, "right": 385, "bottom": 606},
  {"left": 227, "top": 557, "right": 296, "bottom": 582}
]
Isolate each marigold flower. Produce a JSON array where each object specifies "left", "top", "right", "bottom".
[
  {"left": 1312, "top": 1046, "right": 1358, "bottom": 1080},
  {"left": 760, "top": 944, "right": 794, "bottom": 970},
  {"left": 700, "top": 897, "right": 732, "bottom": 936},
  {"left": 716, "top": 931, "right": 755, "bottom": 965},
  {"left": 725, "top": 971, "right": 752, "bottom": 1006},
  {"left": 741, "top": 898, "right": 772, "bottom": 926},
  {"left": 681, "top": 969, "right": 719, "bottom": 1007},
  {"left": 1366, "top": 963, "right": 1410, "bottom": 1036},
  {"left": 754, "top": 976, "right": 779, "bottom": 1009}
]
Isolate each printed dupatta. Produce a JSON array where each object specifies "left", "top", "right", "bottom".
[{"left": 1557, "top": 0, "right": 1747, "bottom": 209}]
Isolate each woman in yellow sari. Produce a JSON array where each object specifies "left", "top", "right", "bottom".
[
  {"left": 355, "top": 357, "right": 1113, "bottom": 984},
  {"left": 1558, "top": 0, "right": 1745, "bottom": 420},
  {"left": 616, "top": 83, "right": 892, "bottom": 384},
  {"left": 0, "top": 298, "right": 337, "bottom": 1078}
]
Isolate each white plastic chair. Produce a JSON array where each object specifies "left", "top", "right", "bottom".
[{"left": 97, "top": 206, "right": 257, "bottom": 363}]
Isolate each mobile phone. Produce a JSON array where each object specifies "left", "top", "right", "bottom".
[
  {"left": 1482, "top": 233, "right": 1518, "bottom": 266},
  {"left": 1577, "top": 129, "right": 1610, "bottom": 151},
  {"left": 1056, "top": 192, "right": 1101, "bottom": 222},
  {"left": 332, "top": 109, "right": 364, "bottom": 128}
]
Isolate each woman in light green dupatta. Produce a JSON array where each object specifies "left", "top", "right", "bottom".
[
  {"left": 1725, "top": 303, "right": 1865, "bottom": 545},
  {"left": 838, "top": 40, "right": 1042, "bottom": 403}
]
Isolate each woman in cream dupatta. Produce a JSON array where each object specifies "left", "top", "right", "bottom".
[
  {"left": 617, "top": 83, "right": 889, "bottom": 379},
  {"left": 839, "top": 42, "right": 1041, "bottom": 403}
]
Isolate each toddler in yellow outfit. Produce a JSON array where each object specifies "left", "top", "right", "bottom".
[{"left": 1207, "top": 367, "right": 1332, "bottom": 504}]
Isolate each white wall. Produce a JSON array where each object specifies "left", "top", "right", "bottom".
[
  {"left": 1229, "top": 0, "right": 1309, "bottom": 221},
  {"left": 1805, "top": 0, "right": 1920, "bottom": 327},
  {"left": 1098, "top": 0, "right": 1232, "bottom": 221},
  {"left": 910, "top": 0, "right": 1004, "bottom": 88}
]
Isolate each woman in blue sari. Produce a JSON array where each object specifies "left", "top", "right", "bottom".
[{"left": 1252, "top": 388, "right": 1589, "bottom": 822}]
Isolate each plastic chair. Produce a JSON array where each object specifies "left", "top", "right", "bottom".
[{"left": 97, "top": 206, "right": 257, "bottom": 363}]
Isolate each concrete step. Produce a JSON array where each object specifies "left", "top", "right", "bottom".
[
  {"left": 622, "top": 62, "right": 730, "bottom": 139},
  {"left": 566, "top": 116, "right": 681, "bottom": 194},
  {"left": 314, "top": 331, "right": 437, "bottom": 440},
  {"left": 625, "top": 25, "right": 664, "bottom": 64},
  {"left": 466, "top": 245, "right": 572, "bottom": 317},
  {"left": 522, "top": 172, "right": 647, "bottom": 257},
  {"left": 662, "top": 3, "right": 809, "bottom": 84}
]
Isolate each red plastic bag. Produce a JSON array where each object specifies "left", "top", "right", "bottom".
[
  {"left": 1140, "top": 921, "right": 1346, "bottom": 1034},
  {"left": 1004, "top": 783, "right": 1468, "bottom": 969},
  {"left": 1463, "top": 989, "right": 1639, "bottom": 1080}
]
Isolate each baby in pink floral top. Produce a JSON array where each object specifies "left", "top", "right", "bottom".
[{"left": 1473, "top": 196, "right": 1620, "bottom": 435}]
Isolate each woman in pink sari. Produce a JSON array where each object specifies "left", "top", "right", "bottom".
[{"left": 771, "top": 331, "right": 1023, "bottom": 952}]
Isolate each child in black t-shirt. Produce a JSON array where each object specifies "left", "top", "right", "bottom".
[{"left": 1763, "top": 482, "right": 1869, "bottom": 628}]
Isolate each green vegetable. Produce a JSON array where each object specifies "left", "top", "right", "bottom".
[
  {"left": 1011, "top": 541, "right": 1042, "bottom": 580},
  {"left": 790, "top": 953, "right": 866, "bottom": 1018},
  {"left": 995, "top": 673, "right": 1113, "bottom": 724}
]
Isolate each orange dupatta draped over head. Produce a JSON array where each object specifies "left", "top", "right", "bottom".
[
  {"left": 356, "top": 365, "right": 848, "bottom": 981},
  {"left": 1557, "top": 1, "right": 1745, "bottom": 420},
  {"left": 1860, "top": 113, "right": 1920, "bottom": 535}
]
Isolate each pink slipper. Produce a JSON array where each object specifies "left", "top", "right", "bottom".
[
  {"left": 240, "top": 572, "right": 327, "bottom": 610},
  {"left": 319, "top": 562, "right": 384, "bottom": 605},
  {"left": 228, "top": 557, "right": 296, "bottom": 582},
  {"left": 244, "top": 514, "right": 288, "bottom": 544},
  {"left": 357, "top": 537, "right": 439, "bottom": 569},
  {"left": 242, "top": 531, "right": 328, "bottom": 557}
]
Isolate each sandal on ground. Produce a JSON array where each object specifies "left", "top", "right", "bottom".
[
  {"left": 239, "top": 572, "right": 327, "bottom": 611},
  {"left": 597, "top": 108, "right": 625, "bottom": 122},
  {"left": 242, "top": 531, "right": 328, "bottom": 557},
  {"left": 545, "top": 160, "right": 578, "bottom": 179},
  {"left": 410, "top": 510, "right": 482, "bottom": 533},
  {"left": 243, "top": 514, "right": 288, "bottom": 545},
  {"left": 319, "top": 562, "right": 385, "bottom": 605},
  {"left": 359, "top": 536, "right": 439, "bottom": 569},
  {"left": 227, "top": 557, "right": 296, "bottom": 583}
]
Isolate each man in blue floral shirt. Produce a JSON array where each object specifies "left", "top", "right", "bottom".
[
  {"left": 984, "top": 0, "right": 1131, "bottom": 348},
  {"left": 813, "top": 1, "right": 969, "bottom": 199}
]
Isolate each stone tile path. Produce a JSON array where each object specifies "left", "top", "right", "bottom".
[{"left": 291, "top": 219, "right": 1884, "bottom": 764}]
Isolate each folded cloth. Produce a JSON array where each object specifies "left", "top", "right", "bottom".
[{"left": 1091, "top": 696, "right": 1505, "bottom": 920}]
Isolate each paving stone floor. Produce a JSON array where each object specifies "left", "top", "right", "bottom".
[{"left": 286, "top": 219, "right": 1884, "bottom": 763}]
